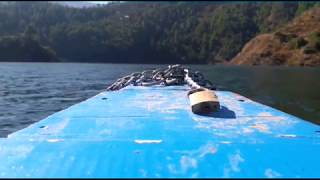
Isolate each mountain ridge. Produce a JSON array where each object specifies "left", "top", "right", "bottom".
[
  {"left": 0, "top": 2, "right": 319, "bottom": 65},
  {"left": 230, "top": 7, "right": 320, "bottom": 66}
]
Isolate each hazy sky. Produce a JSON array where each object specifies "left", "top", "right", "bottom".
[{"left": 89, "top": 1, "right": 110, "bottom": 4}]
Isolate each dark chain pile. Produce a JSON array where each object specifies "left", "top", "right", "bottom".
[{"left": 106, "top": 64, "right": 216, "bottom": 91}]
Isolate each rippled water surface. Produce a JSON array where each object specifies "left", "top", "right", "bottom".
[{"left": 0, "top": 63, "right": 319, "bottom": 137}]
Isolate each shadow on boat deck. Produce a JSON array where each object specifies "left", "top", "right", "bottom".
[{"left": 199, "top": 106, "right": 236, "bottom": 119}]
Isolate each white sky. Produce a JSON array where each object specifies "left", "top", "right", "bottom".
[{"left": 89, "top": 1, "right": 111, "bottom": 4}]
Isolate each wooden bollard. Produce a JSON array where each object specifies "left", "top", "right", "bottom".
[{"left": 187, "top": 88, "right": 220, "bottom": 114}]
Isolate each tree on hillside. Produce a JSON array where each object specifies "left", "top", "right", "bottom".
[{"left": 23, "top": 25, "right": 39, "bottom": 41}]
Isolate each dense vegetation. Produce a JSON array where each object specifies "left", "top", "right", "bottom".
[
  {"left": 0, "top": 25, "right": 58, "bottom": 62},
  {"left": 231, "top": 6, "right": 320, "bottom": 67},
  {"left": 0, "top": 1, "right": 319, "bottom": 63}
]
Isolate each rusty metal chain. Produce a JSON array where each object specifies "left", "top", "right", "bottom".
[{"left": 106, "top": 64, "right": 216, "bottom": 91}]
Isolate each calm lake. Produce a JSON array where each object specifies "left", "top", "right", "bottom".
[{"left": 0, "top": 62, "right": 319, "bottom": 137}]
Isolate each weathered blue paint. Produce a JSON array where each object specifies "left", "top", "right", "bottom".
[{"left": 0, "top": 85, "right": 319, "bottom": 178}]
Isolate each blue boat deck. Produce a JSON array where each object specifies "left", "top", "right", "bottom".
[{"left": 0, "top": 85, "right": 319, "bottom": 178}]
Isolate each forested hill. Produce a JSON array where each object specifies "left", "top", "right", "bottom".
[
  {"left": 231, "top": 7, "right": 320, "bottom": 66},
  {"left": 0, "top": 1, "right": 319, "bottom": 63}
]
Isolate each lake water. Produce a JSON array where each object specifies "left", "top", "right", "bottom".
[{"left": 0, "top": 62, "right": 319, "bottom": 137}]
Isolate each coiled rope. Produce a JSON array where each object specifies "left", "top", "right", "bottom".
[{"left": 106, "top": 64, "right": 216, "bottom": 91}]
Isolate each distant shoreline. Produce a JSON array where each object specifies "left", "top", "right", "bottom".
[{"left": 0, "top": 61, "right": 318, "bottom": 69}]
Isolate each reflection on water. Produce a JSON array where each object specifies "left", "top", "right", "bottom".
[{"left": 0, "top": 63, "right": 319, "bottom": 137}]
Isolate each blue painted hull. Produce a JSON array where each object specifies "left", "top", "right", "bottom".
[{"left": 0, "top": 85, "right": 319, "bottom": 178}]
